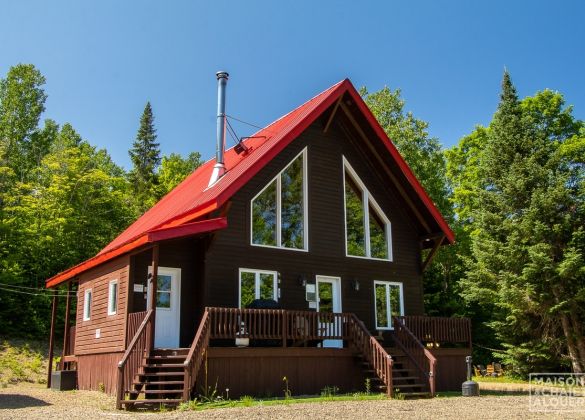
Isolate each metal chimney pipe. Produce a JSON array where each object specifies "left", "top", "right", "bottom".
[{"left": 208, "top": 71, "right": 229, "bottom": 187}]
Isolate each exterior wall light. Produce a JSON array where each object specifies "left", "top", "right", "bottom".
[
  {"left": 298, "top": 275, "right": 307, "bottom": 287},
  {"left": 352, "top": 278, "right": 360, "bottom": 292}
]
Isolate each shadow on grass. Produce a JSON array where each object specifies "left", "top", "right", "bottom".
[{"left": 0, "top": 394, "right": 51, "bottom": 409}]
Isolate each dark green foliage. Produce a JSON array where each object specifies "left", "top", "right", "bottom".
[
  {"left": 128, "top": 102, "right": 161, "bottom": 213},
  {"left": 454, "top": 71, "right": 585, "bottom": 375},
  {"left": 0, "top": 65, "right": 200, "bottom": 339}
]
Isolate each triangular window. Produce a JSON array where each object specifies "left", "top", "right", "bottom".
[
  {"left": 343, "top": 157, "right": 392, "bottom": 260},
  {"left": 251, "top": 149, "right": 308, "bottom": 250}
]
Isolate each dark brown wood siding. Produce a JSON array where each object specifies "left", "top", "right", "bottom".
[
  {"left": 204, "top": 118, "right": 424, "bottom": 333},
  {"left": 203, "top": 348, "right": 365, "bottom": 398},
  {"left": 77, "top": 351, "right": 123, "bottom": 394},
  {"left": 431, "top": 348, "right": 470, "bottom": 392},
  {"left": 75, "top": 256, "right": 129, "bottom": 355}
]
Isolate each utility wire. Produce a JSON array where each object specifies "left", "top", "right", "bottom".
[
  {"left": 226, "top": 114, "right": 275, "bottom": 134},
  {"left": 0, "top": 283, "right": 76, "bottom": 297}
]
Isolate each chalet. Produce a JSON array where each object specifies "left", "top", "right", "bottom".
[{"left": 46, "top": 73, "right": 471, "bottom": 408}]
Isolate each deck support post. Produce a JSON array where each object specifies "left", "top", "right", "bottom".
[
  {"left": 47, "top": 290, "right": 58, "bottom": 388},
  {"left": 148, "top": 244, "right": 159, "bottom": 355},
  {"left": 61, "top": 281, "right": 72, "bottom": 370}
]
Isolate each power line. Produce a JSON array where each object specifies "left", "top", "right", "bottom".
[
  {"left": 226, "top": 114, "right": 275, "bottom": 133},
  {"left": 0, "top": 284, "right": 75, "bottom": 297}
]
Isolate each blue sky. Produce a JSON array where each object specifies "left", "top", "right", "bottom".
[{"left": 1, "top": 0, "right": 584, "bottom": 169}]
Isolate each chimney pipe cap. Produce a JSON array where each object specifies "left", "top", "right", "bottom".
[{"left": 216, "top": 71, "right": 229, "bottom": 80}]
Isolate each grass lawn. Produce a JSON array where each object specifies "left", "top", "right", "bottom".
[{"left": 0, "top": 338, "right": 50, "bottom": 387}]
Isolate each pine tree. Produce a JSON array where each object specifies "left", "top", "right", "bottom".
[
  {"left": 460, "top": 71, "right": 585, "bottom": 375},
  {"left": 128, "top": 102, "right": 160, "bottom": 212}
]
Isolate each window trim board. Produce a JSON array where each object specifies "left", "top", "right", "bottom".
[{"left": 373, "top": 280, "right": 404, "bottom": 330}]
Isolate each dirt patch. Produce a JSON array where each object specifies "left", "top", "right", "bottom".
[{"left": 1, "top": 383, "right": 584, "bottom": 419}]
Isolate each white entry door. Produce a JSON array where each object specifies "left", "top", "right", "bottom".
[
  {"left": 147, "top": 267, "right": 181, "bottom": 348},
  {"left": 316, "top": 275, "right": 343, "bottom": 348}
]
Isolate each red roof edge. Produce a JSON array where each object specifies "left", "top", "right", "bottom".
[
  {"left": 344, "top": 83, "right": 455, "bottom": 244},
  {"left": 147, "top": 217, "right": 227, "bottom": 242},
  {"left": 46, "top": 217, "right": 228, "bottom": 288}
]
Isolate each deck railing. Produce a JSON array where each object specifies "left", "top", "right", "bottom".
[
  {"left": 393, "top": 316, "right": 436, "bottom": 396},
  {"left": 183, "top": 310, "right": 211, "bottom": 401},
  {"left": 180, "top": 307, "right": 393, "bottom": 399},
  {"left": 347, "top": 314, "right": 393, "bottom": 397},
  {"left": 116, "top": 310, "right": 152, "bottom": 409},
  {"left": 397, "top": 315, "right": 471, "bottom": 347},
  {"left": 207, "top": 307, "right": 352, "bottom": 344}
]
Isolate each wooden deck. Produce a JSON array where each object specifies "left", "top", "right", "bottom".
[{"left": 115, "top": 307, "right": 471, "bottom": 408}]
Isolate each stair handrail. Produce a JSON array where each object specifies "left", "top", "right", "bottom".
[
  {"left": 393, "top": 316, "right": 437, "bottom": 396},
  {"left": 348, "top": 314, "right": 393, "bottom": 397},
  {"left": 183, "top": 308, "right": 211, "bottom": 402},
  {"left": 116, "top": 309, "right": 153, "bottom": 409}
]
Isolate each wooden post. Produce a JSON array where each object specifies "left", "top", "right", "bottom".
[
  {"left": 282, "top": 310, "right": 288, "bottom": 348},
  {"left": 47, "top": 290, "right": 58, "bottom": 388},
  {"left": 148, "top": 244, "right": 159, "bottom": 354},
  {"left": 61, "top": 281, "right": 72, "bottom": 370}
]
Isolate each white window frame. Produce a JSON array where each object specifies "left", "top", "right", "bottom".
[
  {"left": 83, "top": 288, "right": 92, "bottom": 321},
  {"left": 373, "top": 281, "right": 404, "bottom": 330},
  {"left": 107, "top": 279, "right": 118, "bottom": 316},
  {"left": 250, "top": 148, "right": 309, "bottom": 252},
  {"left": 342, "top": 156, "right": 393, "bottom": 261},
  {"left": 238, "top": 268, "right": 279, "bottom": 308}
]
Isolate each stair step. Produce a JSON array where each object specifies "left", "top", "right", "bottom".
[
  {"left": 138, "top": 372, "right": 185, "bottom": 377},
  {"left": 128, "top": 389, "right": 183, "bottom": 395},
  {"left": 392, "top": 369, "right": 412, "bottom": 373},
  {"left": 401, "top": 392, "right": 432, "bottom": 398},
  {"left": 120, "top": 398, "right": 182, "bottom": 406},
  {"left": 147, "top": 355, "right": 187, "bottom": 361},
  {"left": 143, "top": 363, "right": 185, "bottom": 368},
  {"left": 392, "top": 376, "right": 420, "bottom": 381},
  {"left": 133, "top": 380, "right": 184, "bottom": 386},
  {"left": 393, "top": 383, "right": 426, "bottom": 389}
]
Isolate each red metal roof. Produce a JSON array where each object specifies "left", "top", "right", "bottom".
[{"left": 46, "top": 78, "right": 454, "bottom": 288}]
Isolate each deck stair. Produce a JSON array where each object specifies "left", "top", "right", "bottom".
[
  {"left": 385, "top": 347, "right": 431, "bottom": 398},
  {"left": 120, "top": 348, "right": 188, "bottom": 409}
]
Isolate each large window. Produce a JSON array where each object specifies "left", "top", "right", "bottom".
[
  {"left": 343, "top": 158, "right": 392, "bottom": 260},
  {"left": 374, "top": 281, "right": 403, "bottom": 330},
  {"left": 239, "top": 269, "right": 278, "bottom": 308},
  {"left": 107, "top": 280, "right": 118, "bottom": 315},
  {"left": 83, "top": 288, "right": 92, "bottom": 321},
  {"left": 251, "top": 149, "right": 307, "bottom": 250}
]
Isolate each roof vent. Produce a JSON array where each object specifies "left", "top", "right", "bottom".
[{"left": 208, "top": 71, "right": 229, "bottom": 187}]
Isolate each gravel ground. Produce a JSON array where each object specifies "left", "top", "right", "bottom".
[{"left": 1, "top": 383, "right": 585, "bottom": 420}]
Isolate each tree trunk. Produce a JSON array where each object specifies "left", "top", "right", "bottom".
[
  {"left": 552, "top": 287, "right": 584, "bottom": 373},
  {"left": 568, "top": 304, "right": 585, "bottom": 372}
]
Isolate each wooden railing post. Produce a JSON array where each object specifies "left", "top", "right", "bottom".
[
  {"left": 148, "top": 244, "right": 159, "bottom": 355},
  {"left": 429, "top": 358, "right": 436, "bottom": 397},
  {"left": 282, "top": 310, "right": 287, "bottom": 348},
  {"left": 116, "top": 365, "right": 124, "bottom": 410}
]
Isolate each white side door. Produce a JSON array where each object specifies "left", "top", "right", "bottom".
[
  {"left": 147, "top": 266, "right": 181, "bottom": 348},
  {"left": 316, "top": 275, "right": 343, "bottom": 348}
]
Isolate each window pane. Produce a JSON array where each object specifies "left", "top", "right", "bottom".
[
  {"left": 318, "top": 282, "right": 333, "bottom": 313},
  {"left": 375, "top": 284, "right": 388, "bottom": 328},
  {"left": 110, "top": 283, "right": 118, "bottom": 313},
  {"left": 345, "top": 174, "right": 366, "bottom": 256},
  {"left": 281, "top": 155, "right": 304, "bottom": 249},
  {"left": 369, "top": 206, "right": 388, "bottom": 259},
  {"left": 157, "top": 291, "right": 171, "bottom": 308},
  {"left": 252, "top": 180, "right": 277, "bottom": 246},
  {"left": 259, "top": 273, "right": 275, "bottom": 300},
  {"left": 389, "top": 285, "right": 402, "bottom": 321},
  {"left": 157, "top": 275, "right": 172, "bottom": 292},
  {"left": 240, "top": 271, "right": 256, "bottom": 308}
]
